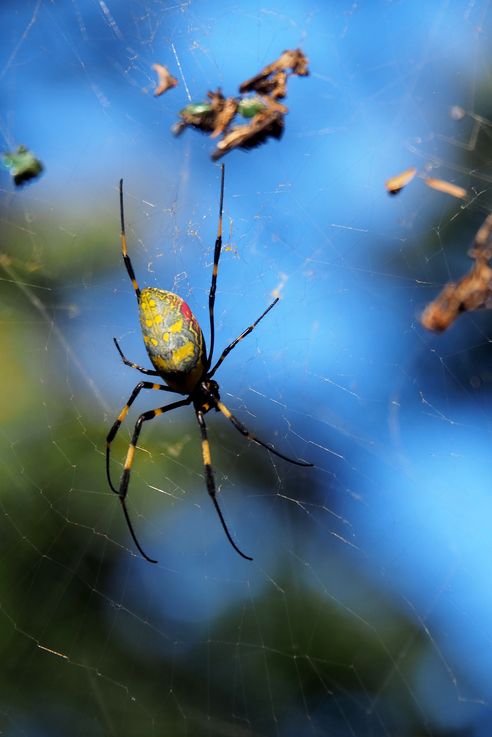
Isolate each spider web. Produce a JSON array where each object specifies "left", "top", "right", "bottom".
[{"left": 1, "top": 1, "right": 492, "bottom": 735}]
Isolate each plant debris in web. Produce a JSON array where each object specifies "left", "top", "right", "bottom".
[
  {"left": 152, "top": 64, "right": 178, "bottom": 97},
  {"left": 385, "top": 166, "right": 466, "bottom": 199},
  {"left": 170, "top": 48, "right": 309, "bottom": 160},
  {"left": 421, "top": 213, "right": 492, "bottom": 332},
  {"left": 2, "top": 145, "right": 44, "bottom": 187}
]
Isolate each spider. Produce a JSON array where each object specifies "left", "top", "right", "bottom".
[{"left": 106, "top": 165, "right": 312, "bottom": 563}]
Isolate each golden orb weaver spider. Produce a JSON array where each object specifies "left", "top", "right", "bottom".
[{"left": 106, "top": 164, "right": 312, "bottom": 563}]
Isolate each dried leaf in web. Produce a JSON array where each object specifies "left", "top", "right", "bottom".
[
  {"left": 152, "top": 64, "right": 178, "bottom": 96},
  {"left": 421, "top": 213, "right": 492, "bottom": 331},
  {"left": 239, "top": 48, "right": 310, "bottom": 96},
  {"left": 211, "top": 105, "right": 285, "bottom": 161}
]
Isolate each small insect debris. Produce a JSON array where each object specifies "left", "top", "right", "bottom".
[
  {"left": 171, "top": 89, "right": 238, "bottom": 137},
  {"left": 385, "top": 167, "right": 417, "bottom": 195},
  {"left": 385, "top": 166, "right": 466, "bottom": 199},
  {"left": 171, "top": 48, "right": 309, "bottom": 159},
  {"left": 421, "top": 213, "right": 492, "bottom": 332},
  {"left": 422, "top": 177, "right": 467, "bottom": 199},
  {"left": 152, "top": 63, "right": 178, "bottom": 97},
  {"left": 2, "top": 145, "right": 44, "bottom": 187}
]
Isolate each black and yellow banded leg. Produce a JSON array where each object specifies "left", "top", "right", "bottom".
[
  {"left": 116, "top": 397, "right": 191, "bottom": 563},
  {"left": 204, "top": 388, "right": 313, "bottom": 467},
  {"left": 106, "top": 382, "right": 176, "bottom": 493},
  {"left": 119, "top": 179, "right": 141, "bottom": 302},
  {"left": 209, "top": 297, "right": 279, "bottom": 378},
  {"left": 195, "top": 409, "right": 253, "bottom": 561},
  {"left": 207, "top": 163, "right": 225, "bottom": 366},
  {"left": 113, "top": 337, "right": 160, "bottom": 376}
]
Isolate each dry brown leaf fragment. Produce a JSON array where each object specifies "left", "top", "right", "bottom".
[
  {"left": 210, "top": 96, "right": 239, "bottom": 138},
  {"left": 171, "top": 49, "right": 308, "bottom": 158},
  {"left": 277, "top": 48, "right": 310, "bottom": 76},
  {"left": 211, "top": 107, "right": 285, "bottom": 161},
  {"left": 420, "top": 266, "right": 492, "bottom": 331},
  {"left": 239, "top": 48, "right": 309, "bottom": 95},
  {"left": 240, "top": 70, "right": 289, "bottom": 99},
  {"left": 152, "top": 64, "right": 178, "bottom": 96},
  {"left": 421, "top": 213, "right": 492, "bottom": 331}
]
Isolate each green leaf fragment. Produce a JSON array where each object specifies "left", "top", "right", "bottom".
[
  {"left": 237, "top": 97, "right": 266, "bottom": 118},
  {"left": 2, "top": 145, "right": 44, "bottom": 187}
]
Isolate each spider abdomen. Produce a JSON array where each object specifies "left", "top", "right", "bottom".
[{"left": 139, "top": 287, "right": 206, "bottom": 392}]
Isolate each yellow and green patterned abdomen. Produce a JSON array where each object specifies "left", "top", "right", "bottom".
[{"left": 139, "top": 287, "right": 206, "bottom": 393}]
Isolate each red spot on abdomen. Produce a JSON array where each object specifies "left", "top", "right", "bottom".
[{"left": 180, "top": 301, "right": 192, "bottom": 319}]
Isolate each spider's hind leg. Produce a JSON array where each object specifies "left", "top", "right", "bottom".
[
  {"left": 111, "top": 396, "right": 192, "bottom": 563},
  {"left": 195, "top": 409, "right": 253, "bottom": 561}
]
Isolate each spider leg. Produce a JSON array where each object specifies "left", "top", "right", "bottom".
[
  {"left": 208, "top": 297, "right": 279, "bottom": 378},
  {"left": 119, "top": 179, "right": 141, "bottom": 302},
  {"left": 206, "top": 163, "right": 225, "bottom": 367},
  {"left": 106, "top": 382, "right": 178, "bottom": 494},
  {"left": 115, "top": 397, "right": 192, "bottom": 563},
  {"left": 113, "top": 337, "right": 160, "bottom": 376},
  {"left": 195, "top": 409, "right": 253, "bottom": 561},
  {"left": 204, "top": 388, "right": 313, "bottom": 467}
]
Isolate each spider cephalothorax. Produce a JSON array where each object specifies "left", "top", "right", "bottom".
[
  {"left": 106, "top": 165, "right": 312, "bottom": 563},
  {"left": 192, "top": 380, "right": 221, "bottom": 414}
]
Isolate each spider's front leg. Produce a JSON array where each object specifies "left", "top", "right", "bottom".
[
  {"left": 203, "top": 386, "right": 312, "bottom": 467},
  {"left": 113, "top": 337, "right": 160, "bottom": 376}
]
